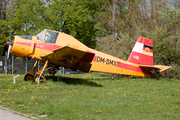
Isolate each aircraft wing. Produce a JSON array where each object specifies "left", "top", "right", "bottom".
[
  {"left": 40, "top": 45, "right": 95, "bottom": 72},
  {"left": 139, "top": 64, "right": 172, "bottom": 72}
]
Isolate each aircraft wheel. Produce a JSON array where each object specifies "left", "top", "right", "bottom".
[
  {"left": 24, "top": 74, "right": 33, "bottom": 81},
  {"left": 33, "top": 74, "right": 44, "bottom": 84}
]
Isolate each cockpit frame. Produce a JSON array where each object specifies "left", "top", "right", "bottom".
[{"left": 36, "top": 29, "right": 59, "bottom": 44}]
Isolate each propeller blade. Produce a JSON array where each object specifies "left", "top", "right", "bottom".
[
  {"left": 7, "top": 35, "right": 13, "bottom": 60},
  {"left": 7, "top": 44, "right": 11, "bottom": 60}
]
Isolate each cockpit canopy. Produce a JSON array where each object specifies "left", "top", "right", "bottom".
[{"left": 36, "top": 29, "right": 59, "bottom": 44}]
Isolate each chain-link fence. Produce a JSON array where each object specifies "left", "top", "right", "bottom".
[
  {"left": 0, "top": 54, "right": 82, "bottom": 75},
  {"left": 0, "top": 55, "right": 37, "bottom": 74},
  {"left": 0, "top": 56, "right": 5, "bottom": 73}
]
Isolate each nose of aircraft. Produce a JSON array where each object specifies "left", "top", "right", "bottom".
[{"left": 10, "top": 35, "right": 35, "bottom": 59}]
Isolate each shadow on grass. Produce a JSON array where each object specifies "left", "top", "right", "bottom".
[{"left": 45, "top": 75, "right": 103, "bottom": 87}]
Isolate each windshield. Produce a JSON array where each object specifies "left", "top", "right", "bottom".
[
  {"left": 36, "top": 30, "right": 45, "bottom": 42},
  {"left": 44, "top": 30, "right": 59, "bottom": 44}
]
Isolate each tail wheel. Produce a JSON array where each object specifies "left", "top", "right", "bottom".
[
  {"left": 24, "top": 74, "right": 33, "bottom": 81},
  {"left": 49, "top": 70, "right": 56, "bottom": 76},
  {"left": 33, "top": 74, "right": 44, "bottom": 84}
]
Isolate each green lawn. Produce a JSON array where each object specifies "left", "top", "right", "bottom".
[{"left": 0, "top": 73, "right": 179, "bottom": 120}]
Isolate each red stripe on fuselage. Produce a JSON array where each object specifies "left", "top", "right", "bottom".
[
  {"left": 15, "top": 42, "right": 33, "bottom": 47},
  {"left": 116, "top": 62, "right": 155, "bottom": 76},
  {"left": 15, "top": 42, "right": 61, "bottom": 51},
  {"left": 91, "top": 55, "right": 154, "bottom": 76},
  {"left": 34, "top": 43, "right": 61, "bottom": 51},
  {"left": 92, "top": 56, "right": 97, "bottom": 62}
]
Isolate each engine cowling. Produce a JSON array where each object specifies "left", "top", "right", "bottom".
[{"left": 11, "top": 36, "right": 34, "bottom": 58}]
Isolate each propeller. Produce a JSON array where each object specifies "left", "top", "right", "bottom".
[{"left": 6, "top": 37, "right": 13, "bottom": 60}]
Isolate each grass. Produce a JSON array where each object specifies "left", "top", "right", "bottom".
[{"left": 0, "top": 73, "right": 179, "bottom": 120}]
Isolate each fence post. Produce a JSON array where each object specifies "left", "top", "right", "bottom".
[
  {"left": 12, "top": 56, "right": 14, "bottom": 74},
  {"left": 25, "top": 60, "right": 27, "bottom": 74},
  {"left": 63, "top": 67, "right": 64, "bottom": 75},
  {"left": 4, "top": 51, "right": 7, "bottom": 74}
]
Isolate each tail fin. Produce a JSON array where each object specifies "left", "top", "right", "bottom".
[{"left": 127, "top": 37, "right": 153, "bottom": 65}]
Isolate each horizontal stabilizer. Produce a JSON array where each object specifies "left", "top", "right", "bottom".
[{"left": 139, "top": 64, "right": 172, "bottom": 72}]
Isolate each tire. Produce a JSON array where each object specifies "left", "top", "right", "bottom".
[
  {"left": 24, "top": 74, "right": 33, "bottom": 81},
  {"left": 33, "top": 74, "right": 44, "bottom": 84}
]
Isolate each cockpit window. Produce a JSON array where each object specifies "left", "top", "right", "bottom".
[
  {"left": 36, "top": 30, "right": 59, "bottom": 43},
  {"left": 36, "top": 30, "right": 45, "bottom": 42},
  {"left": 44, "top": 30, "right": 59, "bottom": 44}
]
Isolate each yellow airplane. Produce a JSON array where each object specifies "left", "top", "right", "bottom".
[{"left": 6, "top": 29, "right": 171, "bottom": 84}]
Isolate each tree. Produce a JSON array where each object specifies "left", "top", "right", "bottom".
[
  {"left": 118, "top": 0, "right": 180, "bottom": 78},
  {"left": 6, "top": 0, "right": 47, "bottom": 36},
  {"left": 0, "top": 0, "right": 10, "bottom": 56},
  {"left": 94, "top": 0, "right": 135, "bottom": 59},
  {"left": 95, "top": 0, "right": 180, "bottom": 79},
  {"left": 138, "top": 3, "right": 180, "bottom": 78}
]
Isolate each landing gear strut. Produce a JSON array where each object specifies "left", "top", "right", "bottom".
[
  {"left": 24, "top": 60, "right": 58, "bottom": 84},
  {"left": 33, "top": 60, "right": 49, "bottom": 84}
]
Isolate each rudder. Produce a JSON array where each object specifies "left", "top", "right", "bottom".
[{"left": 127, "top": 37, "right": 153, "bottom": 65}]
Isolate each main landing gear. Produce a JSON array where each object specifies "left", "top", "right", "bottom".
[{"left": 24, "top": 60, "right": 57, "bottom": 84}]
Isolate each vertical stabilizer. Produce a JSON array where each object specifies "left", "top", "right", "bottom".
[{"left": 127, "top": 37, "right": 153, "bottom": 65}]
